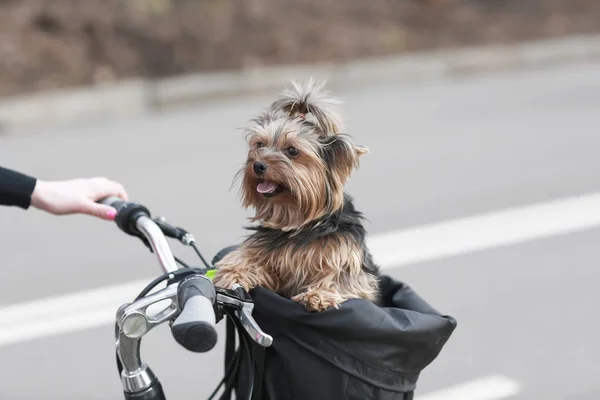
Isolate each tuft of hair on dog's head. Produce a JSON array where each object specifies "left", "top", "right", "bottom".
[
  {"left": 268, "top": 78, "right": 345, "bottom": 135},
  {"left": 236, "top": 78, "right": 369, "bottom": 232}
]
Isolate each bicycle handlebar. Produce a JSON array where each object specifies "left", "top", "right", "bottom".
[{"left": 99, "top": 196, "right": 272, "bottom": 400}]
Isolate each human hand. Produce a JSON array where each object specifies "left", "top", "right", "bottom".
[{"left": 31, "top": 177, "right": 129, "bottom": 220}]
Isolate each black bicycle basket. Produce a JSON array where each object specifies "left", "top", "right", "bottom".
[{"left": 216, "top": 269, "right": 457, "bottom": 400}]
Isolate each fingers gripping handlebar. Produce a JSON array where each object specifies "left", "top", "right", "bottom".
[
  {"left": 99, "top": 196, "right": 178, "bottom": 274},
  {"left": 99, "top": 196, "right": 272, "bottom": 400},
  {"left": 99, "top": 196, "right": 147, "bottom": 237}
]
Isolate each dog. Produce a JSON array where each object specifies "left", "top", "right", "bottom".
[{"left": 213, "top": 79, "right": 380, "bottom": 312}]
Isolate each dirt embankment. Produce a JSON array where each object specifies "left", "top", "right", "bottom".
[{"left": 0, "top": 0, "right": 598, "bottom": 97}]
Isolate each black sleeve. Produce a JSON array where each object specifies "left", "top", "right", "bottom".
[{"left": 0, "top": 166, "right": 38, "bottom": 209}]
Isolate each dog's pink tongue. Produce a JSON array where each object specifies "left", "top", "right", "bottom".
[{"left": 257, "top": 180, "right": 277, "bottom": 194}]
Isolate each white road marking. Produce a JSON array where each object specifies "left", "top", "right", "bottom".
[
  {"left": 417, "top": 375, "right": 521, "bottom": 400},
  {"left": 369, "top": 191, "right": 600, "bottom": 267},
  {"left": 1, "top": 191, "right": 600, "bottom": 347},
  {"left": 0, "top": 280, "right": 150, "bottom": 347}
]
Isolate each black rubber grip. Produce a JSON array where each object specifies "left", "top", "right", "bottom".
[
  {"left": 97, "top": 196, "right": 151, "bottom": 237},
  {"left": 171, "top": 275, "right": 218, "bottom": 353},
  {"left": 97, "top": 196, "right": 126, "bottom": 210}
]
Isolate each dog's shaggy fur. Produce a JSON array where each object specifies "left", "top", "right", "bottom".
[{"left": 213, "top": 79, "right": 380, "bottom": 312}]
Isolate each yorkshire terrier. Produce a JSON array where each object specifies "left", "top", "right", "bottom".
[{"left": 213, "top": 79, "right": 380, "bottom": 312}]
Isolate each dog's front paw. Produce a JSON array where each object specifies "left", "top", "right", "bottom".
[
  {"left": 292, "top": 290, "right": 345, "bottom": 312},
  {"left": 213, "top": 270, "right": 250, "bottom": 292}
]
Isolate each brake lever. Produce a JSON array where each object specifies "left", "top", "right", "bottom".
[
  {"left": 216, "top": 286, "right": 273, "bottom": 347},
  {"left": 237, "top": 303, "right": 273, "bottom": 347},
  {"left": 154, "top": 216, "right": 196, "bottom": 246}
]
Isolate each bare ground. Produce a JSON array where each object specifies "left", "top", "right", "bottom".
[{"left": 0, "top": 0, "right": 598, "bottom": 97}]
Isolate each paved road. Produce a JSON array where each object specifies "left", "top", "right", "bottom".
[{"left": 1, "top": 59, "right": 600, "bottom": 399}]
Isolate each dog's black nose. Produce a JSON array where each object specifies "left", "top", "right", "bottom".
[{"left": 253, "top": 161, "right": 268, "bottom": 174}]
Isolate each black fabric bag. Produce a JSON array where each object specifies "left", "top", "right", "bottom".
[{"left": 213, "top": 249, "right": 457, "bottom": 400}]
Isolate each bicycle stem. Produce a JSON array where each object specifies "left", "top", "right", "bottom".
[{"left": 116, "top": 284, "right": 179, "bottom": 397}]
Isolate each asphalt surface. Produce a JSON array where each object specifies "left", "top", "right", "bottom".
[{"left": 1, "top": 59, "right": 600, "bottom": 399}]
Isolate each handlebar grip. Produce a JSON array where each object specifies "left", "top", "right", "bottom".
[
  {"left": 97, "top": 196, "right": 126, "bottom": 210},
  {"left": 97, "top": 196, "right": 151, "bottom": 238},
  {"left": 171, "top": 275, "right": 218, "bottom": 353}
]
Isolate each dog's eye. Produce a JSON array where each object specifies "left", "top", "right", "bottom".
[
  {"left": 286, "top": 146, "right": 299, "bottom": 157},
  {"left": 255, "top": 142, "right": 265, "bottom": 149}
]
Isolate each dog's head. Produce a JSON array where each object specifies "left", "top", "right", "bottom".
[{"left": 237, "top": 79, "right": 368, "bottom": 231}]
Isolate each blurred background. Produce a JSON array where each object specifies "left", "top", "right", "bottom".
[
  {"left": 0, "top": 0, "right": 598, "bottom": 96},
  {"left": 0, "top": 0, "right": 599, "bottom": 399}
]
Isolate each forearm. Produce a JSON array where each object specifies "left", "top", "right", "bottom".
[{"left": 0, "top": 166, "right": 37, "bottom": 209}]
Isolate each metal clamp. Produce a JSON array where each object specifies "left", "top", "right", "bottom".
[{"left": 116, "top": 284, "right": 179, "bottom": 339}]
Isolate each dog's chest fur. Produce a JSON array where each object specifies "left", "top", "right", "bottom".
[{"left": 241, "top": 194, "right": 380, "bottom": 297}]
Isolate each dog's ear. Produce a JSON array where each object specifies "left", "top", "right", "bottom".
[
  {"left": 322, "top": 134, "right": 368, "bottom": 186},
  {"left": 270, "top": 78, "right": 344, "bottom": 134}
]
